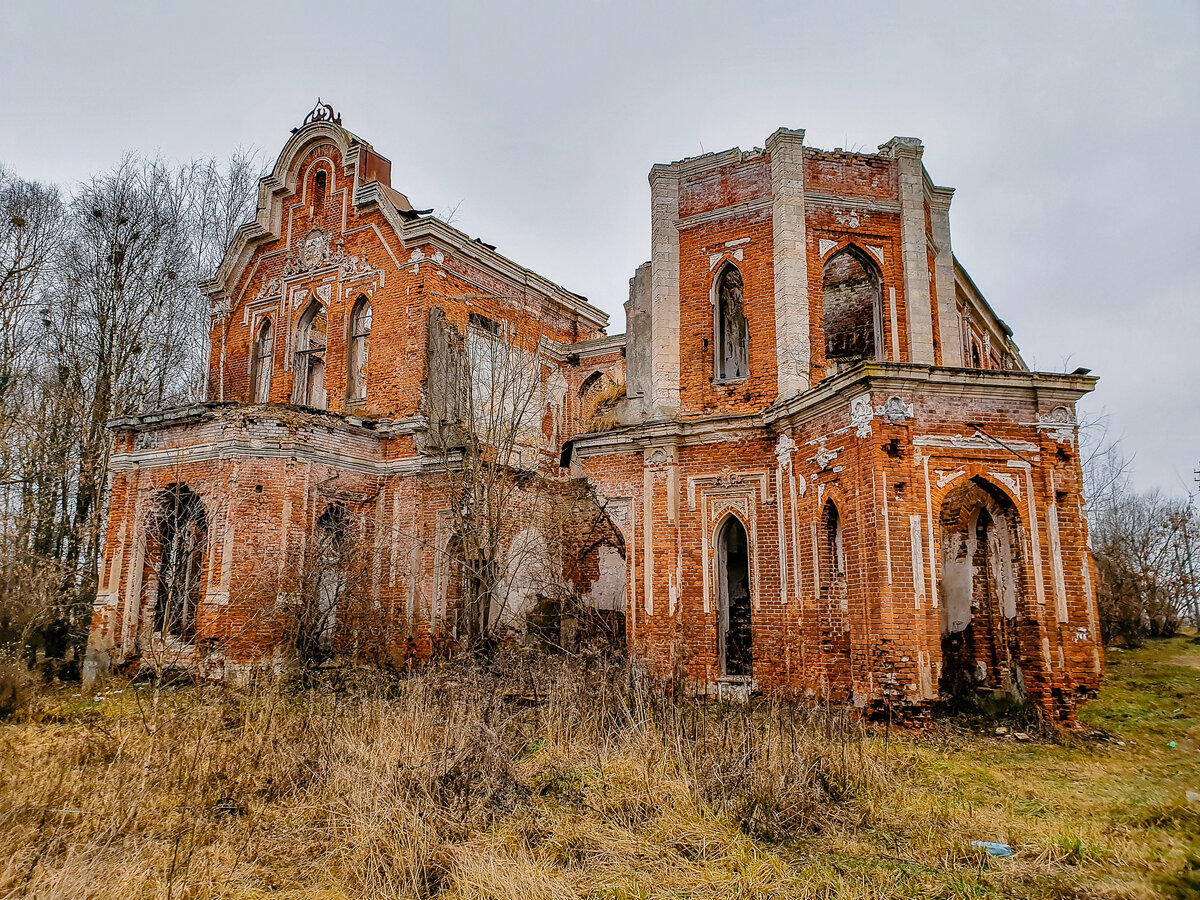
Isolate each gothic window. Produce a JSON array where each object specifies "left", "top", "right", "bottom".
[
  {"left": 822, "top": 247, "right": 882, "bottom": 367},
  {"left": 713, "top": 264, "right": 749, "bottom": 382},
  {"left": 294, "top": 300, "right": 327, "bottom": 409},
  {"left": 250, "top": 318, "right": 273, "bottom": 403},
  {"left": 347, "top": 296, "right": 372, "bottom": 402},
  {"left": 151, "top": 485, "right": 207, "bottom": 643}
]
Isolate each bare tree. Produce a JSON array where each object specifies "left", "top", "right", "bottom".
[
  {"left": 0, "top": 151, "right": 260, "bottom": 668},
  {"left": 423, "top": 300, "right": 560, "bottom": 646}
]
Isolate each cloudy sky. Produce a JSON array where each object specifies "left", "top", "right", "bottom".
[{"left": 2, "top": 1, "right": 1196, "bottom": 494}]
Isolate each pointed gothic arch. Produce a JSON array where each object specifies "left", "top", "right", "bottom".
[{"left": 347, "top": 295, "right": 372, "bottom": 402}]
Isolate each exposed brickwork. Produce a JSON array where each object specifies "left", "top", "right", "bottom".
[{"left": 86, "top": 116, "right": 1103, "bottom": 723}]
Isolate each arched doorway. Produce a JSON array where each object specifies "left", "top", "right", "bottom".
[
  {"left": 716, "top": 515, "right": 752, "bottom": 677},
  {"left": 938, "top": 477, "right": 1025, "bottom": 706}
]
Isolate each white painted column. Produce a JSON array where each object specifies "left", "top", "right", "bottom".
[
  {"left": 927, "top": 187, "right": 961, "bottom": 366},
  {"left": 766, "top": 127, "right": 811, "bottom": 397}
]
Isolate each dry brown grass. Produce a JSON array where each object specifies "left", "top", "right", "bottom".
[{"left": 2, "top": 639, "right": 1198, "bottom": 899}]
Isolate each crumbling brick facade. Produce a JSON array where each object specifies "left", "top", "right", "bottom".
[{"left": 86, "top": 105, "right": 1102, "bottom": 721}]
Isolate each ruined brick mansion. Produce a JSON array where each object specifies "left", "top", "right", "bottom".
[{"left": 85, "top": 102, "right": 1103, "bottom": 720}]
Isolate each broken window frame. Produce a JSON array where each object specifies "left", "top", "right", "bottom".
[
  {"left": 293, "top": 299, "right": 328, "bottom": 409},
  {"left": 150, "top": 485, "right": 207, "bottom": 645}
]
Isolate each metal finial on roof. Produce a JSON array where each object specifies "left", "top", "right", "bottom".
[{"left": 300, "top": 98, "right": 342, "bottom": 129}]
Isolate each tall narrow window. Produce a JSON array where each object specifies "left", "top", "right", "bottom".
[
  {"left": 716, "top": 515, "right": 752, "bottom": 677},
  {"left": 251, "top": 318, "right": 273, "bottom": 403},
  {"left": 313, "top": 169, "right": 327, "bottom": 213},
  {"left": 313, "top": 504, "right": 348, "bottom": 654},
  {"left": 347, "top": 296, "right": 372, "bottom": 402},
  {"left": 822, "top": 247, "right": 882, "bottom": 368},
  {"left": 294, "top": 300, "right": 327, "bottom": 409},
  {"left": 714, "top": 264, "right": 749, "bottom": 382},
  {"left": 821, "top": 499, "right": 845, "bottom": 593}
]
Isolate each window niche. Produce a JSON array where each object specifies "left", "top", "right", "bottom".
[
  {"left": 313, "top": 169, "right": 328, "bottom": 214},
  {"left": 713, "top": 264, "right": 749, "bottom": 383}
]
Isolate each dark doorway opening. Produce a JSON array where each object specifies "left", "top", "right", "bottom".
[{"left": 717, "top": 516, "right": 752, "bottom": 677}]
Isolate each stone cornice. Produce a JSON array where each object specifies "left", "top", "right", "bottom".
[
  {"left": 570, "top": 363, "right": 1098, "bottom": 455},
  {"left": 567, "top": 333, "right": 626, "bottom": 359}
]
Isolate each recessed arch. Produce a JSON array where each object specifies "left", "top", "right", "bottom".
[
  {"left": 820, "top": 498, "right": 846, "bottom": 595},
  {"left": 938, "top": 476, "right": 1027, "bottom": 707},
  {"left": 712, "top": 262, "right": 749, "bottom": 383},
  {"left": 822, "top": 244, "right": 883, "bottom": 367}
]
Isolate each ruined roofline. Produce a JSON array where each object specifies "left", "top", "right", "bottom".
[
  {"left": 954, "top": 255, "right": 1015, "bottom": 339},
  {"left": 648, "top": 127, "right": 947, "bottom": 181},
  {"left": 107, "top": 400, "right": 424, "bottom": 437}
]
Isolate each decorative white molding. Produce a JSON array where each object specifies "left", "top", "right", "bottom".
[
  {"left": 814, "top": 443, "right": 837, "bottom": 471},
  {"left": 986, "top": 471, "right": 1022, "bottom": 500},
  {"left": 934, "top": 468, "right": 966, "bottom": 489},
  {"left": 875, "top": 395, "right": 913, "bottom": 422},
  {"left": 819, "top": 238, "right": 838, "bottom": 257},
  {"left": 850, "top": 392, "right": 873, "bottom": 438}
]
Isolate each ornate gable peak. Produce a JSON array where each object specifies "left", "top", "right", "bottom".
[{"left": 201, "top": 118, "right": 395, "bottom": 304}]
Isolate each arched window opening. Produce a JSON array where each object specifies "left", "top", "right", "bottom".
[
  {"left": 716, "top": 515, "right": 752, "bottom": 677},
  {"left": 713, "top": 264, "right": 749, "bottom": 383},
  {"left": 251, "top": 318, "right": 273, "bottom": 403},
  {"left": 294, "top": 300, "right": 327, "bottom": 409},
  {"left": 822, "top": 247, "right": 882, "bottom": 369},
  {"left": 150, "top": 485, "right": 207, "bottom": 643},
  {"left": 820, "top": 499, "right": 845, "bottom": 594},
  {"left": 347, "top": 296, "right": 372, "bottom": 402},
  {"left": 971, "top": 340, "right": 983, "bottom": 369},
  {"left": 313, "top": 169, "right": 327, "bottom": 213}
]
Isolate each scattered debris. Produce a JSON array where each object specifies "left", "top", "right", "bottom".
[
  {"left": 972, "top": 840, "right": 1014, "bottom": 858},
  {"left": 1014, "top": 732, "right": 1031, "bottom": 742}
]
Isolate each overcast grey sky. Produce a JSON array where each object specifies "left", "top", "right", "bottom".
[{"left": 2, "top": 0, "right": 1196, "bottom": 494}]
